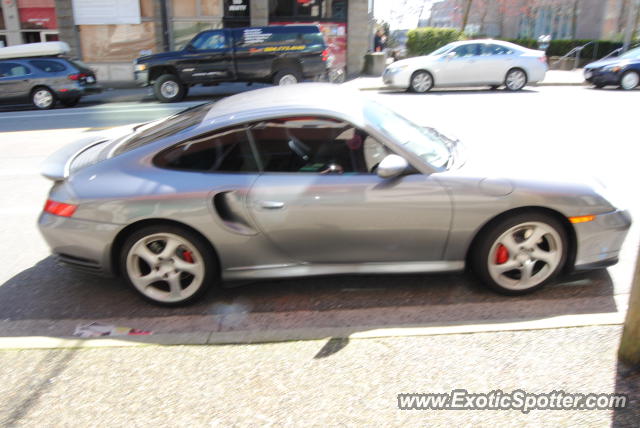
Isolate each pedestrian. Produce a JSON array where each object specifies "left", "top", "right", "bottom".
[{"left": 374, "top": 29, "right": 386, "bottom": 52}]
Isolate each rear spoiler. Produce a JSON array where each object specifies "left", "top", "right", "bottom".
[{"left": 40, "top": 136, "right": 107, "bottom": 181}]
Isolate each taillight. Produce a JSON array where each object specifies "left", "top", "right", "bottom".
[
  {"left": 539, "top": 56, "right": 547, "bottom": 64},
  {"left": 322, "top": 48, "right": 329, "bottom": 62},
  {"left": 68, "top": 73, "right": 89, "bottom": 81},
  {"left": 44, "top": 199, "right": 77, "bottom": 217}
]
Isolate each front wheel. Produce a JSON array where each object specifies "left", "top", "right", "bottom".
[
  {"left": 471, "top": 213, "right": 567, "bottom": 295},
  {"left": 409, "top": 70, "right": 433, "bottom": 93},
  {"left": 620, "top": 71, "right": 639, "bottom": 90},
  {"left": 504, "top": 68, "right": 527, "bottom": 91},
  {"left": 153, "top": 74, "right": 186, "bottom": 103},
  {"left": 120, "top": 225, "right": 218, "bottom": 305}
]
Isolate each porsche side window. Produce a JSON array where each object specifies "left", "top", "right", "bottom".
[
  {"left": 154, "top": 126, "right": 259, "bottom": 173},
  {"left": 248, "top": 117, "right": 375, "bottom": 174}
]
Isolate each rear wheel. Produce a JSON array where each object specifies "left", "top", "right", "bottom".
[
  {"left": 273, "top": 69, "right": 301, "bottom": 85},
  {"left": 620, "top": 71, "right": 639, "bottom": 90},
  {"left": 471, "top": 213, "right": 567, "bottom": 295},
  {"left": 120, "top": 225, "right": 218, "bottom": 306},
  {"left": 409, "top": 70, "right": 433, "bottom": 93},
  {"left": 504, "top": 68, "right": 527, "bottom": 91},
  {"left": 153, "top": 74, "right": 186, "bottom": 102},
  {"left": 31, "top": 87, "right": 55, "bottom": 110}
]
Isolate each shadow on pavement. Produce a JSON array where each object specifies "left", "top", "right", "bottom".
[{"left": 0, "top": 255, "right": 620, "bottom": 339}]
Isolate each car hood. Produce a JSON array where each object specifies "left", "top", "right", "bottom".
[
  {"left": 388, "top": 55, "right": 439, "bottom": 69},
  {"left": 136, "top": 51, "right": 182, "bottom": 64},
  {"left": 585, "top": 58, "right": 632, "bottom": 69}
]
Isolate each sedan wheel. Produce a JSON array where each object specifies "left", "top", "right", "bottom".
[
  {"left": 504, "top": 69, "right": 527, "bottom": 91},
  {"left": 472, "top": 214, "right": 566, "bottom": 294},
  {"left": 32, "top": 88, "right": 55, "bottom": 109},
  {"left": 409, "top": 71, "right": 433, "bottom": 93},
  {"left": 620, "top": 71, "right": 639, "bottom": 90},
  {"left": 121, "top": 226, "right": 217, "bottom": 305}
]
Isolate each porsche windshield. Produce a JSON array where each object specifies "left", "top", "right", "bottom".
[{"left": 364, "top": 101, "right": 450, "bottom": 169}]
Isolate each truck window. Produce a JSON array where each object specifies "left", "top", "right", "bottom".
[{"left": 190, "top": 31, "right": 228, "bottom": 50}]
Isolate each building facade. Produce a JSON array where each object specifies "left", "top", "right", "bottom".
[
  {"left": 428, "top": 0, "right": 639, "bottom": 41},
  {"left": 0, "top": 0, "right": 373, "bottom": 82}
]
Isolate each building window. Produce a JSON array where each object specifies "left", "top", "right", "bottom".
[
  {"left": 17, "top": 0, "right": 57, "bottom": 30},
  {"left": 269, "top": 0, "right": 347, "bottom": 22}
]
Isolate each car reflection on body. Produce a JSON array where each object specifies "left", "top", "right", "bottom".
[
  {"left": 584, "top": 46, "right": 640, "bottom": 90},
  {"left": 38, "top": 84, "right": 630, "bottom": 305},
  {"left": 383, "top": 39, "right": 548, "bottom": 93}
]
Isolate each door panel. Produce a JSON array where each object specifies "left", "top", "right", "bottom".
[
  {"left": 178, "top": 31, "right": 234, "bottom": 82},
  {"left": 247, "top": 173, "right": 452, "bottom": 264},
  {"left": 438, "top": 43, "right": 482, "bottom": 86}
]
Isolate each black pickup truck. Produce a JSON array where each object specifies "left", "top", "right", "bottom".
[{"left": 134, "top": 25, "right": 328, "bottom": 102}]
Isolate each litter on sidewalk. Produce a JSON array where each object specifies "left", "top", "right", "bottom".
[{"left": 73, "top": 322, "right": 153, "bottom": 338}]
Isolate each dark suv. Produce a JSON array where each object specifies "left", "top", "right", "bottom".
[
  {"left": 0, "top": 57, "right": 101, "bottom": 109},
  {"left": 134, "top": 25, "right": 328, "bottom": 102}
]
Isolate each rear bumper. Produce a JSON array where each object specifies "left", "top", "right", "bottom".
[
  {"left": 38, "top": 212, "right": 119, "bottom": 276},
  {"left": 54, "top": 84, "right": 103, "bottom": 99},
  {"left": 573, "top": 209, "right": 632, "bottom": 269}
]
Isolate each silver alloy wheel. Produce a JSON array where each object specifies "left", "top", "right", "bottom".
[
  {"left": 505, "top": 69, "right": 527, "bottom": 90},
  {"left": 125, "top": 232, "right": 205, "bottom": 303},
  {"left": 487, "top": 221, "right": 562, "bottom": 291},
  {"left": 33, "top": 89, "right": 53, "bottom": 108},
  {"left": 621, "top": 71, "right": 639, "bottom": 90},
  {"left": 160, "top": 80, "right": 180, "bottom": 98},
  {"left": 278, "top": 74, "right": 299, "bottom": 85},
  {"left": 411, "top": 72, "right": 432, "bottom": 92}
]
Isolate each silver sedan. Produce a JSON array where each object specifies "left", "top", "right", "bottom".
[
  {"left": 38, "top": 84, "right": 630, "bottom": 305},
  {"left": 383, "top": 39, "right": 548, "bottom": 92}
]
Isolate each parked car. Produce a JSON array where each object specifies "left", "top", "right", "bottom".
[
  {"left": 383, "top": 39, "right": 548, "bottom": 93},
  {"left": 0, "top": 42, "right": 101, "bottom": 109},
  {"left": 584, "top": 46, "right": 640, "bottom": 90},
  {"left": 38, "top": 84, "right": 630, "bottom": 305},
  {"left": 134, "top": 25, "right": 328, "bottom": 103}
]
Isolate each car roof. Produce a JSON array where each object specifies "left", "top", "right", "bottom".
[{"left": 200, "top": 83, "right": 366, "bottom": 128}]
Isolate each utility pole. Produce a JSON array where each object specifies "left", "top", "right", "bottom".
[
  {"left": 622, "top": 0, "right": 640, "bottom": 52},
  {"left": 461, "top": 0, "right": 473, "bottom": 32},
  {"left": 619, "top": 248, "right": 640, "bottom": 367}
]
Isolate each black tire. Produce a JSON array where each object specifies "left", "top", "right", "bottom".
[
  {"left": 471, "top": 212, "right": 567, "bottom": 295},
  {"left": 119, "top": 224, "right": 219, "bottom": 306},
  {"left": 504, "top": 68, "right": 528, "bottom": 91},
  {"left": 619, "top": 70, "right": 639, "bottom": 90},
  {"left": 61, "top": 97, "right": 80, "bottom": 108},
  {"left": 408, "top": 70, "right": 434, "bottom": 93},
  {"left": 153, "top": 74, "right": 186, "bottom": 103},
  {"left": 273, "top": 68, "right": 302, "bottom": 85},
  {"left": 31, "top": 87, "right": 56, "bottom": 110}
]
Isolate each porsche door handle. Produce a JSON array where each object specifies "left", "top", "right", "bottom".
[{"left": 259, "top": 201, "right": 285, "bottom": 209}]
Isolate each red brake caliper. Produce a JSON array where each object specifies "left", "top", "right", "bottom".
[
  {"left": 495, "top": 244, "right": 509, "bottom": 264},
  {"left": 183, "top": 250, "right": 194, "bottom": 263}
]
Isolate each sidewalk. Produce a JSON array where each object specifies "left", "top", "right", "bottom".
[{"left": 343, "top": 69, "right": 586, "bottom": 91}]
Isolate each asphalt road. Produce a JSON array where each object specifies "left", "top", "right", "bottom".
[{"left": 0, "top": 84, "right": 638, "bottom": 340}]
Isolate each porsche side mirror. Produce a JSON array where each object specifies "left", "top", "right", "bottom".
[{"left": 377, "top": 154, "right": 409, "bottom": 179}]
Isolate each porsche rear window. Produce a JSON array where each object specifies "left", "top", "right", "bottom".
[{"left": 113, "top": 103, "right": 212, "bottom": 156}]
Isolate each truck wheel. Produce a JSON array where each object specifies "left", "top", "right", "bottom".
[
  {"left": 154, "top": 74, "right": 186, "bottom": 103},
  {"left": 273, "top": 69, "right": 301, "bottom": 85}
]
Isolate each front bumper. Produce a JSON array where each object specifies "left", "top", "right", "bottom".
[
  {"left": 38, "top": 212, "right": 120, "bottom": 276},
  {"left": 584, "top": 68, "right": 621, "bottom": 86},
  {"left": 573, "top": 209, "right": 632, "bottom": 269},
  {"left": 134, "top": 70, "right": 149, "bottom": 86},
  {"left": 382, "top": 68, "right": 411, "bottom": 89}
]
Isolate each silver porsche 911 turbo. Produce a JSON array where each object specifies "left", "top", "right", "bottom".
[{"left": 38, "top": 84, "right": 631, "bottom": 305}]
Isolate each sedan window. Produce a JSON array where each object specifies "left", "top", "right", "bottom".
[
  {"left": 452, "top": 44, "right": 479, "bottom": 57},
  {"left": 0, "top": 62, "right": 30, "bottom": 77},
  {"left": 154, "top": 126, "right": 259, "bottom": 173},
  {"left": 249, "top": 117, "right": 379, "bottom": 174},
  {"left": 29, "top": 60, "right": 67, "bottom": 72},
  {"left": 481, "top": 44, "right": 513, "bottom": 56}
]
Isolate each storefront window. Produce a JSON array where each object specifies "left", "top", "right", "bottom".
[
  {"left": 79, "top": 23, "right": 156, "bottom": 62},
  {"left": 172, "top": 21, "right": 222, "bottom": 50},
  {"left": 17, "top": 0, "right": 57, "bottom": 30},
  {"left": 173, "top": 0, "right": 197, "bottom": 18},
  {"left": 269, "top": 0, "right": 346, "bottom": 22}
]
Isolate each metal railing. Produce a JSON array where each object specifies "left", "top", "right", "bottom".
[{"left": 551, "top": 41, "right": 594, "bottom": 70}]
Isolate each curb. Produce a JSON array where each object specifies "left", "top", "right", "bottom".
[{"left": 0, "top": 311, "right": 625, "bottom": 351}]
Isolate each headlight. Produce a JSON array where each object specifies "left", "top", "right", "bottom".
[
  {"left": 387, "top": 64, "right": 409, "bottom": 74},
  {"left": 135, "top": 64, "right": 147, "bottom": 72},
  {"left": 604, "top": 65, "right": 622, "bottom": 72}
]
